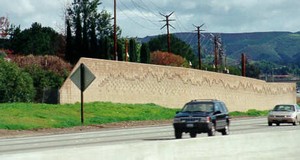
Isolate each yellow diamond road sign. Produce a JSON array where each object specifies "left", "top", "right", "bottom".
[{"left": 70, "top": 63, "right": 96, "bottom": 92}]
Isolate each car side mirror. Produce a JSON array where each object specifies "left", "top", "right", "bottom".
[{"left": 176, "top": 111, "right": 180, "bottom": 114}]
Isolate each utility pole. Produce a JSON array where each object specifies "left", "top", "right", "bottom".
[
  {"left": 160, "top": 12, "right": 175, "bottom": 53},
  {"left": 213, "top": 35, "right": 219, "bottom": 72},
  {"left": 194, "top": 24, "right": 205, "bottom": 69},
  {"left": 114, "top": 0, "right": 118, "bottom": 60},
  {"left": 211, "top": 34, "right": 223, "bottom": 72},
  {"left": 241, "top": 53, "right": 246, "bottom": 77}
]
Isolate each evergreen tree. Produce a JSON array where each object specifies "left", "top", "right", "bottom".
[
  {"left": 65, "top": 0, "right": 121, "bottom": 62},
  {"left": 117, "top": 41, "right": 123, "bottom": 61},
  {"left": 129, "top": 38, "right": 137, "bottom": 62},
  {"left": 10, "top": 22, "right": 61, "bottom": 55},
  {"left": 65, "top": 19, "right": 73, "bottom": 63},
  {"left": 140, "top": 43, "right": 150, "bottom": 63},
  {"left": 74, "top": 10, "right": 83, "bottom": 60},
  {"left": 89, "top": 18, "right": 97, "bottom": 58},
  {"left": 246, "top": 63, "right": 261, "bottom": 79},
  {"left": 98, "top": 37, "right": 111, "bottom": 59}
]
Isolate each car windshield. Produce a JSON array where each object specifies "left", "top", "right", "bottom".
[
  {"left": 273, "top": 105, "right": 295, "bottom": 112},
  {"left": 182, "top": 103, "right": 214, "bottom": 112}
]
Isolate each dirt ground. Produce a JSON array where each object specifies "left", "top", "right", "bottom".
[{"left": 0, "top": 120, "right": 173, "bottom": 138}]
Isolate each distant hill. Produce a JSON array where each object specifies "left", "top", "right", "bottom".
[{"left": 140, "top": 31, "right": 300, "bottom": 66}]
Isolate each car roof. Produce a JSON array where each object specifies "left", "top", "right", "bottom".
[
  {"left": 188, "top": 99, "right": 221, "bottom": 103},
  {"left": 275, "top": 104, "right": 297, "bottom": 106},
  {"left": 273, "top": 104, "right": 298, "bottom": 109}
]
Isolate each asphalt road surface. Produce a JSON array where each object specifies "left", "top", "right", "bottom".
[{"left": 0, "top": 117, "right": 299, "bottom": 160}]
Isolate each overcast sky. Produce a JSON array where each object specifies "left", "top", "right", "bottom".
[{"left": 1, "top": 0, "right": 300, "bottom": 37}]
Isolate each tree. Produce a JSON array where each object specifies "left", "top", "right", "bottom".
[
  {"left": 10, "top": 22, "right": 62, "bottom": 55},
  {"left": 140, "top": 43, "right": 150, "bottom": 63},
  {"left": 97, "top": 37, "right": 112, "bottom": 59},
  {"left": 74, "top": 9, "right": 83, "bottom": 58},
  {"left": 65, "top": 19, "right": 74, "bottom": 63},
  {"left": 129, "top": 38, "right": 137, "bottom": 62},
  {"left": 246, "top": 62, "right": 261, "bottom": 79},
  {"left": 89, "top": 17, "right": 97, "bottom": 58},
  {"left": 117, "top": 41, "right": 123, "bottom": 61},
  {"left": 66, "top": 0, "right": 122, "bottom": 63},
  {"left": 148, "top": 34, "right": 197, "bottom": 67}
]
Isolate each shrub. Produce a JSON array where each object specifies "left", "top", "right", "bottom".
[
  {"left": 150, "top": 51, "right": 188, "bottom": 67},
  {"left": 0, "top": 59, "right": 35, "bottom": 102},
  {"left": 23, "top": 65, "right": 65, "bottom": 102},
  {"left": 9, "top": 55, "right": 71, "bottom": 102},
  {"left": 10, "top": 55, "right": 72, "bottom": 77}
]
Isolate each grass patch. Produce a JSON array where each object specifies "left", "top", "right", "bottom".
[
  {"left": 0, "top": 102, "right": 269, "bottom": 130},
  {"left": 230, "top": 109, "right": 269, "bottom": 117},
  {"left": 0, "top": 102, "right": 177, "bottom": 130}
]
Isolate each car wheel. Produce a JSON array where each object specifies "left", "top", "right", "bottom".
[
  {"left": 293, "top": 118, "right": 297, "bottom": 126},
  {"left": 208, "top": 124, "right": 216, "bottom": 136},
  {"left": 190, "top": 132, "right": 197, "bottom": 138},
  {"left": 276, "top": 123, "right": 280, "bottom": 126},
  {"left": 175, "top": 130, "right": 182, "bottom": 139},
  {"left": 221, "top": 123, "right": 230, "bottom": 135},
  {"left": 268, "top": 122, "right": 272, "bottom": 126}
]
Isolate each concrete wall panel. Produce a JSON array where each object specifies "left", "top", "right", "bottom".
[{"left": 59, "top": 58, "right": 296, "bottom": 111}]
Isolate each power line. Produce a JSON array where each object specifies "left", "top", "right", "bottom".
[
  {"left": 202, "top": 33, "right": 213, "bottom": 55},
  {"left": 117, "top": 1, "right": 158, "bottom": 30},
  {"left": 130, "top": 0, "right": 161, "bottom": 27},
  {"left": 173, "top": 13, "right": 190, "bottom": 32},
  {"left": 148, "top": 0, "right": 166, "bottom": 13},
  {"left": 181, "top": 32, "right": 196, "bottom": 45},
  {"left": 185, "top": 33, "right": 197, "bottom": 47},
  {"left": 135, "top": 0, "right": 161, "bottom": 18}
]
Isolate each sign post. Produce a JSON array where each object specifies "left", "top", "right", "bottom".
[
  {"left": 80, "top": 64, "right": 85, "bottom": 124},
  {"left": 70, "top": 63, "right": 96, "bottom": 125}
]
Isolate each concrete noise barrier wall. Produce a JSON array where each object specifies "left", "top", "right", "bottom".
[{"left": 59, "top": 58, "right": 296, "bottom": 111}]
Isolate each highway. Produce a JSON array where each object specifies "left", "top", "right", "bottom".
[{"left": 0, "top": 117, "right": 299, "bottom": 159}]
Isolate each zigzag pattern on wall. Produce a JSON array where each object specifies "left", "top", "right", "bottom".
[{"left": 93, "top": 63, "right": 294, "bottom": 96}]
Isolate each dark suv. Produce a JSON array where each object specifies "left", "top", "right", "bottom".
[{"left": 173, "top": 99, "right": 230, "bottom": 139}]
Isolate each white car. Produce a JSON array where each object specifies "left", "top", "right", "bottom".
[{"left": 268, "top": 104, "right": 300, "bottom": 126}]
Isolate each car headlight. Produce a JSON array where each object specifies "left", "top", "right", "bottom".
[
  {"left": 200, "top": 117, "right": 211, "bottom": 123},
  {"left": 286, "top": 114, "right": 296, "bottom": 118},
  {"left": 173, "top": 118, "right": 181, "bottom": 123}
]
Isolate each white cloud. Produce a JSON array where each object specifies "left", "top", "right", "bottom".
[
  {"left": 1, "top": 0, "right": 35, "bottom": 16},
  {"left": 0, "top": 0, "right": 299, "bottom": 37}
]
